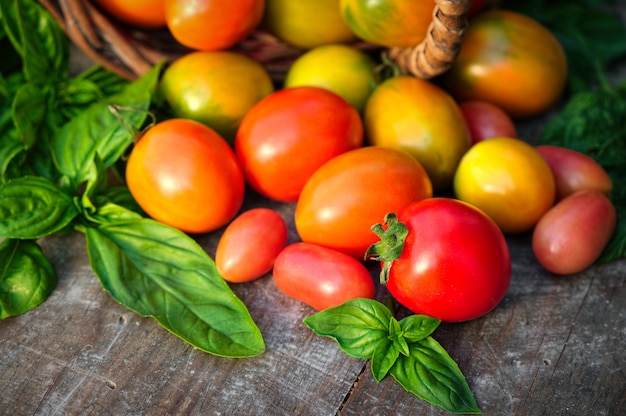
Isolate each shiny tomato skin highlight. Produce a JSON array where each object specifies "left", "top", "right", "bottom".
[
  {"left": 273, "top": 242, "right": 375, "bottom": 310},
  {"left": 235, "top": 86, "right": 363, "bottom": 202},
  {"left": 295, "top": 146, "right": 432, "bottom": 259},
  {"left": 386, "top": 198, "right": 511, "bottom": 322},
  {"left": 126, "top": 119, "right": 245, "bottom": 234},
  {"left": 215, "top": 208, "right": 288, "bottom": 283}
]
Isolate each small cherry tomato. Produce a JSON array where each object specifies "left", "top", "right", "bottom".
[
  {"left": 367, "top": 198, "right": 511, "bottom": 322},
  {"left": 459, "top": 100, "right": 517, "bottom": 145},
  {"left": 532, "top": 190, "right": 616, "bottom": 275},
  {"left": 126, "top": 119, "right": 245, "bottom": 233},
  {"left": 535, "top": 145, "right": 612, "bottom": 200},
  {"left": 454, "top": 137, "right": 555, "bottom": 234},
  {"left": 165, "top": 0, "right": 264, "bottom": 51},
  {"left": 235, "top": 86, "right": 363, "bottom": 202},
  {"left": 273, "top": 242, "right": 375, "bottom": 310},
  {"left": 215, "top": 208, "right": 288, "bottom": 283},
  {"left": 295, "top": 146, "right": 432, "bottom": 258}
]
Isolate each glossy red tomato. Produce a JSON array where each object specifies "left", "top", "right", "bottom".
[
  {"left": 459, "top": 100, "right": 517, "bottom": 145},
  {"left": 215, "top": 208, "right": 288, "bottom": 283},
  {"left": 126, "top": 119, "right": 245, "bottom": 233},
  {"left": 235, "top": 86, "right": 363, "bottom": 202},
  {"left": 367, "top": 198, "right": 511, "bottom": 322},
  {"left": 295, "top": 146, "right": 433, "bottom": 259},
  {"left": 273, "top": 242, "right": 375, "bottom": 310},
  {"left": 165, "top": 0, "right": 264, "bottom": 51},
  {"left": 532, "top": 190, "right": 616, "bottom": 275}
]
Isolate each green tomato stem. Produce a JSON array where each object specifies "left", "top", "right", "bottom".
[{"left": 364, "top": 212, "right": 409, "bottom": 284}]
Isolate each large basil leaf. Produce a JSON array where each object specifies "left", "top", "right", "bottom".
[
  {"left": 0, "top": 176, "right": 79, "bottom": 239},
  {"left": 0, "top": 0, "right": 69, "bottom": 81},
  {"left": 390, "top": 337, "right": 481, "bottom": 415},
  {"left": 82, "top": 209, "right": 265, "bottom": 358},
  {"left": 12, "top": 82, "right": 50, "bottom": 149},
  {"left": 304, "top": 298, "right": 392, "bottom": 359},
  {"left": 52, "top": 62, "right": 163, "bottom": 192},
  {"left": 0, "top": 238, "right": 57, "bottom": 319}
]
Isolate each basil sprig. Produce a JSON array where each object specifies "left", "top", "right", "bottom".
[
  {"left": 304, "top": 298, "right": 481, "bottom": 414},
  {"left": 0, "top": 0, "right": 265, "bottom": 358}
]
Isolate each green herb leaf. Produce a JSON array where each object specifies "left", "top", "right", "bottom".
[
  {"left": 304, "top": 298, "right": 392, "bottom": 359},
  {"left": 82, "top": 206, "right": 265, "bottom": 358},
  {"left": 0, "top": 176, "right": 79, "bottom": 239},
  {"left": 52, "top": 62, "right": 163, "bottom": 192},
  {"left": 0, "top": 238, "right": 57, "bottom": 319},
  {"left": 12, "top": 82, "right": 50, "bottom": 149},
  {"left": 388, "top": 316, "right": 410, "bottom": 357},
  {"left": 390, "top": 337, "right": 481, "bottom": 414},
  {"left": 370, "top": 338, "right": 397, "bottom": 382},
  {"left": 400, "top": 314, "right": 441, "bottom": 343}
]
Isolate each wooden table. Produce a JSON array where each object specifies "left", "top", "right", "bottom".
[{"left": 2, "top": 33, "right": 626, "bottom": 416}]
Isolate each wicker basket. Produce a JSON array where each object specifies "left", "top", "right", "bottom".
[{"left": 39, "top": 0, "right": 471, "bottom": 81}]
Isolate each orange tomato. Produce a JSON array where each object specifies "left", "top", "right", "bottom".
[
  {"left": 93, "top": 0, "right": 166, "bottom": 28},
  {"left": 445, "top": 10, "right": 568, "bottom": 118},
  {"left": 126, "top": 119, "right": 245, "bottom": 234},
  {"left": 364, "top": 75, "right": 471, "bottom": 191},
  {"left": 339, "top": 0, "right": 434, "bottom": 48},
  {"left": 165, "top": 0, "right": 265, "bottom": 51}
]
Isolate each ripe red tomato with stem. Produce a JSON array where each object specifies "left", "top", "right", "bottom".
[
  {"left": 126, "top": 118, "right": 245, "bottom": 234},
  {"left": 273, "top": 242, "right": 375, "bottom": 310},
  {"left": 215, "top": 208, "right": 288, "bottom": 283},
  {"left": 235, "top": 86, "right": 363, "bottom": 202},
  {"left": 366, "top": 198, "right": 511, "bottom": 322}
]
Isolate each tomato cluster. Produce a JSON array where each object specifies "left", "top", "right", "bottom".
[{"left": 118, "top": 2, "right": 616, "bottom": 322}]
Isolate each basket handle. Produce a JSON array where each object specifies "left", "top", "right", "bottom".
[{"left": 387, "top": 0, "right": 471, "bottom": 79}]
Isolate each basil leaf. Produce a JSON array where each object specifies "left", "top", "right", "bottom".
[
  {"left": 82, "top": 209, "right": 264, "bottom": 358},
  {"left": 76, "top": 65, "right": 130, "bottom": 98},
  {"left": 0, "top": 0, "right": 69, "bottom": 81},
  {"left": 0, "top": 238, "right": 57, "bottom": 319},
  {"left": 400, "top": 314, "right": 441, "bottom": 343},
  {"left": 370, "top": 339, "right": 398, "bottom": 382},
  {"left": 0, "top": 176, "right": 79, "bottom": 239},
  {"left": 52, "top": 62, "right": 163, "bottom": 192},
  {"left": 390, "top": 337, "right": 481, "bottom": 415},
  {"left": 12, "top": 82, "right": 50, "bottom": 149},
  {"left": 303, "top": 298, "right": 392, "bottom": 359}
]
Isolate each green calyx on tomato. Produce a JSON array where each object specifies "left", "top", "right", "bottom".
[{"left": 364, "top": 212, "right": 408, "bottom": 284}]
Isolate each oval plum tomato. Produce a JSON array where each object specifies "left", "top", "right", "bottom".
[
  {"left": 366, "top": 198, "right": 511, "bottom": 322},
  {"left": 235, "top": 86, "right": 363, "bottom": 202},
  {"left": 454, "top": 137, "right": 555, "bottom": 234},
  {"left": 445, "top": 10, "right": 568, "bottom": 118},
  {"left": 459, "top": 100, "right": 517, "bottom": 145},
  {"left": 340, "top": 0, "right": 434, "bottom": 48},
  {"left": 93, "top": 0, "right": 166, "bottom": 28},
  {"left": 295, "top": 146, "right": 433, "bottom": 259},
  {"left": 215, "top": 208, "right": 288, "bottom": 283},
  {"left": 262, "top": 0, "right": 357, "bottom": 49},
  {"left": 532, "top": 190, "right": 616, "bottom": 275},
  {"left": 273, "top": 242, "right": 375, "bottom": 310},
  {"left": 126, "top": 119, "right": 245, "bottom": 234},
  {"left": 165, "top": 0, "right": 264, "bottom": 51},
  {"left": 284, "top": 44, "right": 379, "bottom": 114},
  {"left": 365, "top": 75, "right": 471, "bottom": 191},
  {"left": 535, "top": 145, "right": 612, "bottom": 200},
  {"left": 159, "top": 51, "right": 274, "bottom": 143}
]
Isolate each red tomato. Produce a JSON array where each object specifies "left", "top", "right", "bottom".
[
  {"left": 126, "top": 119, "right": 245, "bottom": 233},
  {"left": 532, "top": 190, "right": 616, "bottom": 275},
  {"left": 273, "top": 242, "right": 375, "bottom": 310},
  {"left": 535, "top": 145, "right": 612, "bottom": 200},
  {"left": 368, "top": 198, "right": 511, "bottom": 322},
  {"left": 459, "top": 100, "right": 517, "bottom": 145},
  {"left": 165, "top": 0, "right": 264, "bottom": 51},
  {"left": 215, "top": 208, "right": 288, "bottom": 283},
  {"left": 295, "top": 146, "right": 433, "bottom": 259},
  {"left": 235, "top": 86, "right": 363, "bottom": 202}
]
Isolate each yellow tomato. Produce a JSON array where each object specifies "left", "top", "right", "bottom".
[
  {"left": 454, "top": 137, "right": 556, "bottom": 234},
  {"left": 159, "top": 51, "right": 274, "bottom": 143},
  {"left": 339, "top": 0, "right": 434, "bottom": 48},
  {"left": 284, "top": 44, "right": 379, "bottom": 113},
  {"left": 364, "top": 75, "right": 471, "bottom": 191},
  {"left": 262, "top": 0, "right": 358, "bottom": 49}
]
